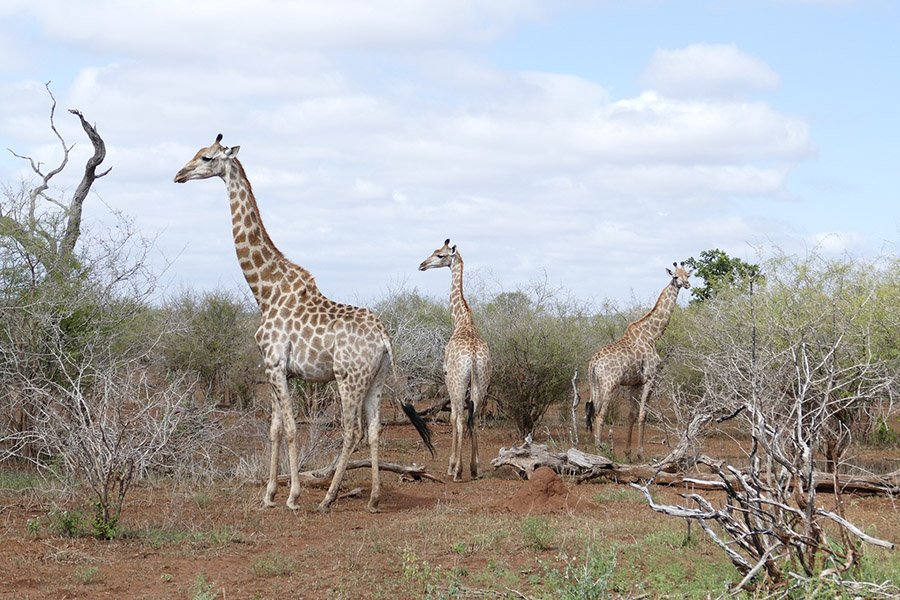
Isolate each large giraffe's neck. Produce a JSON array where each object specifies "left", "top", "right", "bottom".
[
  {"left": 449, "top": 254, "right": 474, "bottom": 328},
  {"left": 626, "top": 280, "right": 680, "bottom": 343},
  {"left": 223, "top": 159, "right": 314, "bottom": 306}
]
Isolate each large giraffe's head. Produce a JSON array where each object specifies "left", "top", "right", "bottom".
[
  {"left": 174, "top": 134, "right": 240, "bottom": 183},
  {"left": 418, "top": 238, "right": 457, "bottom": 271},
  {"left": 666, "top": 261, "right": 692, "bottom": 289}
]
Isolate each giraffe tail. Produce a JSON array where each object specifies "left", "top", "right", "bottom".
[
  {"left": 384, "top": 331, "right": 435, "bottom": 458},
  {"left": 465, "top": 360, "right": 477, "bottom": 435},
  {"left": 585, "top": 400, "right": 596, "bottom": 434}
]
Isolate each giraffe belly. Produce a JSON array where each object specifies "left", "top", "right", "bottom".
[
  {"left": 285, "top": 339, "right": 335, "bottom": 382},
  {"left": 288, "top": 361, "right": 334, "bottom": 382}
]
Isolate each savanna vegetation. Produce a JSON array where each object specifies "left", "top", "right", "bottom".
[{"left": 1, "top": 91, "right": 898, "bottom": 599}]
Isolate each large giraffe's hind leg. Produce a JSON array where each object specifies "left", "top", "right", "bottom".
[
  {"left": 318, "top": 368, "right": 370, "bottom": 512},
  {"left": 363, "top": 353, "right": 391, "bottom": 512}
]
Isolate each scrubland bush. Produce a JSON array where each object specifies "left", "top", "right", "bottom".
[
  {"left": 159, "top": 289, "right": 261, "bottom": 407},
  {"left": 373, "top": 288, "right": 451, "bottom": 402},
  {"left": 476, "top": 281, "right": 599, "bottom": 436}
]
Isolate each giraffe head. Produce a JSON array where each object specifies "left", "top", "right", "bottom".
[
  {"left": 174, "top": 133, "right": 241, "bottom": 183},
  {"left": 418, "top": 238, "right": 457, "bottom": 271},
  {"left": 666, "top": 261, "right": 692, "bottom": 289}
]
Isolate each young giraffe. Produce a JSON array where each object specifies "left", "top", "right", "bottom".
[
  {"left": 174, "top": 135, "right": 433, "bottom": 512},
  {"left": 586, "top": 262, "right": 691, "bottom": 460},
  {"left": 419, "top": 239, "right": 491, "bottom": 481}
]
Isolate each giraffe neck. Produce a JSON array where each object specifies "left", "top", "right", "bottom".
[
  {"left": 627, "top": 280, "right": 680, "bottom": 343},
  {"left": 449, "top": 254, "right": 474, "bottom": 328},
  {"left": 223, "top": 159, "right": 314, "bottom": 306}
]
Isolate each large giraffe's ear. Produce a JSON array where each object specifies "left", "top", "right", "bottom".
[
  {"left": 444, "top": 238, "right": 451, "bottom": 246},
  {"left": 450, "top": 245, "right": 457, "bottom": 254},
  {"left": 666, "top": 267, "right": 674, "bottom": 277},
  {"left": 215, "top": 133, "right": 223, "bottom": 144},
  {"left": 226, "top": 145, "right": 240, "bottom": 157}
]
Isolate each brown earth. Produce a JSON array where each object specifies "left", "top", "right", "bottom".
[{"left": 1, "top": 416, "right": 898, "bottom": 599}]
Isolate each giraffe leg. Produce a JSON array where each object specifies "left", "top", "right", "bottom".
[
  {"left": 468, "top": 363, "right": 487, "bottom": 480},
  {"left": 319, "top": 374, "right": 366, "bottom": 512},
  {"left": 266, "top": 368, "right": 301, "bottom": 510},
  {"left": 591, "top": 379, "right": 615, "bottom": 448},
  {"left": 447, "top": 372, "right": 469, "bottom": 482},
  {"left": 634, "top": 381, "right": 653, "bottom": 461},
  {"left": 364, "top": 355, "right": 390, "bottom": 513},
  {"left": 625, "top": 390, "right": 638, "bottom": 459},
  {"left": 263, "top": 391, "right": 282, "bottom": 508},
  {"left": 468, "top": 413, "right": 479, "bottom": 480},
  {"left": 453, "top": 409, "right": 466, "bottom": 481}
]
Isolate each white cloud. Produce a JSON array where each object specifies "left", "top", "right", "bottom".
[
  {"left": 641, "top": 43, "right": 781, "bottom": 98},
  {"left": 0, "top": 4, "right": 830, "bottom": 304}
]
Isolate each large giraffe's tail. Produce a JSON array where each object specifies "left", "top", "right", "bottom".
[
  {"left": 585, "top": 400, "right": 596, "bottom": 434},
  {"left": 384, "top": 332, "right": 435, "bottom": 458}
]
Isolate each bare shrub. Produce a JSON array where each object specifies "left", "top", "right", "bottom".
[
  {"left": 636, "top": 250, "right": 899, "bottom": 592},
  {"left": 373, "top": 287, "right": 451, "bottom": 404}
]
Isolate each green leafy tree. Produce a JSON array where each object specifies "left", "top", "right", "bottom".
[{"left": 684, "top": 248, "right": 761, "bottom": 303}]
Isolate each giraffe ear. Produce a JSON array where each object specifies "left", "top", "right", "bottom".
[
  {"left": 226, "top": 145, "right": 241, "bottom": 157},
  {"left": 215, "top": 133, "right": 223, "bottom": 144},
  {"left": 666, "top": 267, "right": 674, "bottom": 277},
  {"left": 450, "top": 245, "right": 457, "bottom": 254},
  {"left": 444, "top": 238, "right": 450, "bottom": 246}
]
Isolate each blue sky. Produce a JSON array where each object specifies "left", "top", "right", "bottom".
[{"left": 1, "top": 1, "right": 897, "bottom": 308}]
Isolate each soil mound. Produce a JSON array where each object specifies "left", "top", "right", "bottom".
[{"left": 499, "top": 466, "right": 589, "bottom": 514}]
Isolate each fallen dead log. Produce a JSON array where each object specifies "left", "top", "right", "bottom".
[
  {"left": 274, "top": 460, "right": 444, "bottom": 486},
  {"left": 490, "top": 440, "right": 900, "bottom": 495}
]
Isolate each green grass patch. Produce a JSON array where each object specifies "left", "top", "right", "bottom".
[
  {"left": 0, "top": 470, "right": 41, "bottom": 491},
  {"left": 73, "top": 565, "right": 99, "bottom": 584},
  {"left": 542, "top": 545, "right": 617, "bottom": 599},
  {"left": 522, "top": 515, "right": 557, "bottom": 551},
  {"left": 127, "top": 525, "right": 241, "bottom": 549},
  {"left": 190, "top": 573, "right": 217, "bottom": 600},
  {"left": 592, "top": 486, "right": 645, "bottom": 504},
  {"left": 250, "top": 552, "right": 295, "bottom": 578}
]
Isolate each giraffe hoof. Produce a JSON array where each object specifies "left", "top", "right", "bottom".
[
  {"left": 316, "top": 500, "right": 333, "bottom": 513},
  {"left": 262, "top": 498, "right": 277, "bottom": 509},
  {"left": 366, "top": 502, "right": 380, "bottom": 514},
  {"left": 286, "top": 499, "right": 301, "bottom": 511}
]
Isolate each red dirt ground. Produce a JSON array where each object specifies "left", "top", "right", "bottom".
[{"left": 1, "top": 417, "right": 897, "bottom": 599}]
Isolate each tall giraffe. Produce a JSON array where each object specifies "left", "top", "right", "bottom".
[
  {"left": 174, "top": 135, "right": 433, "bottom": 512},
  {"left": 419, "top": 239, "right": 491, "bottom": 481},
  {"left": 586, "top": 262, "right": 691, "bottom": 460}
]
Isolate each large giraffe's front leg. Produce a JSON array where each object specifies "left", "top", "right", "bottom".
[
  {"left": 263, "top": 389, "right": 282, "bottom": 508},
  {"left": 265, "top": 362, "right": 301, "bottom": 509}
]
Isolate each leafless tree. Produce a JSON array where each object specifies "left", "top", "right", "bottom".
[
  {"left": 1, "top": 82, "right": 110, "bottom": 282},
  {"left": 634, "top": 253, "right": 899, "bottom": 592}
]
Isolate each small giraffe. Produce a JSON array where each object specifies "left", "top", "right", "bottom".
[
  {"left": 586, "top": 262, "right": 691, "bottom": 460},
  {"left": 419, "top": 239, "right": 491, "bottom": 481},
  {"left": 174, "top": 135, "right": 433, "bottom": 512}
]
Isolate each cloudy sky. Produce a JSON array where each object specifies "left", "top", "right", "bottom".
[{"left": 1, "top": 1, "right": 897, "bottom": 308}]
